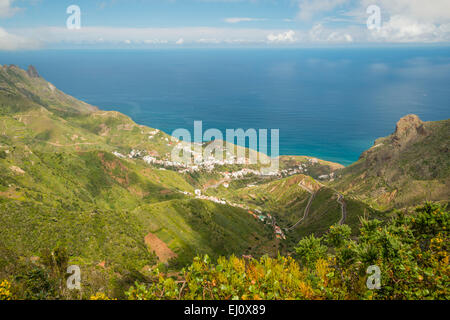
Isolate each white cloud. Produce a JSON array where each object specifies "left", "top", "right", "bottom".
[
  {"left": 328, "top": 31, "right": 353, "bottom": 42},
  {"left": 0, "top": 27, "right": 39, "bottom": 50},
  {"left": 308, "top": 24, "right": 354, "bottom": 42},
  {"left": 361, "top": 0, "right": 450, "bottom": 24},
  {"left": 144, "top": 39, "right": 168, "bottom": 44},
  {"left": 297, "top": 0, "right": 450, "bottom": 43},
  {"left": 295, "top": 0, "right": 450, "bottom": 43},
  {"left": 197, "top": 38, "right": 221, "bottom": 44},
  {"left": 354, "top": 0, "right": 450, "bottom": 43},
  {"left": 355, "top": 0, "right": 450, "bottom": 42},
  {"left": 297, "top": 0, "right": 349, "bottom": 21},
  {"left": 6, "top": 26, "right": 363, "bottom": 47},
  {"left": 223, "top": 38, "right": 265, "bottom": 44},
  {"left": 11, "top": 26, "right": 287, "bottom": 46},
  {"left": 0, "top": 0, "right": 20, "bottom": 18},
  {"left": 224, "top": 17, "right": 266, "bottom": 24},
  {"left": 267, "top": 30, "right": 297, "bottom": 43},
  {"left": 370, "top": 15, "right": 450, "bottom": 43},
  {"left": 299, "top": 0, "right": 450, "bottom": 24}
]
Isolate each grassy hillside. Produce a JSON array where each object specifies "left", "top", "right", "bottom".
[
  {"left": 222, "top": 174, "right": 319, "bottom": 219},
  {"left": 331, "top": 115, "right": 450, "bottom": 210},
  {"left": 214, "top": 173, "right": 380, "bottom": 248},
  {"left": 279, "top": 155, "right": 344, "bottom": 179},
  {"left": 133, "top": 198, "right": 276, "bottom": 266},
  {"left": 0, "top": 65, "right": 278, "bottom": 284}
]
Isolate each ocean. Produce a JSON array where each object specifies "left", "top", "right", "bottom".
[{"left": 2, "top": 47, "right": 450, "bottom": 165}]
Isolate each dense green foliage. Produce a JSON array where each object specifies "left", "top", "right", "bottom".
[{"left": 125, "top": 203, "right": 449, "bottom": 300}]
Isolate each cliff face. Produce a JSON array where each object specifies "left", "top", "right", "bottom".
[
  {"left": 391, "top": 114, "right": 428, "bottom": 147},
  {"left": 360, "top": 114, "right": 428, "bottom": 161}
]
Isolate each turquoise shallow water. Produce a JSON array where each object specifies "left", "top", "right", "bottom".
[{"left": 2, "top": 48, "right": 449, "bottom": 165}]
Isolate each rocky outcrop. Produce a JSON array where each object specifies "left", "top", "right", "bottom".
[
  {"left": 334, "top": 114, "right": 449, "bottom": 210},
  {"left": 391, "top": 114, "right": 427, "bottom": 146},
  {"left": 360, "top": 114, "right": 427, "bottom": 160},
  {"left": 26, "top": 65, "right": 40, "bottom": 78}
]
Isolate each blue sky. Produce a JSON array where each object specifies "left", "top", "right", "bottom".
[
  {"left": 3, "top": 1, "right": 300, "bottom": 28},
  {"left": 1, "top": 0, "right": 450, "bottom": 50}
]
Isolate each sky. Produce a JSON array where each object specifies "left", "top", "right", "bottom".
[{"left": 1, "top": 0, "right": 450, "bottom": 50}]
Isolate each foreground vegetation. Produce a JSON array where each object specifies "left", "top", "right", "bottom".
[
  {"left": 1, "top": 203, "right": 447, "bottom": 300},
  {"left": 125, "top": 203, "right": 449, "bottom": 300}
]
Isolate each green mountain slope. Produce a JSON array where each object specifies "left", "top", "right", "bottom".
[
  {"left": 0, "top": 65, "right": 277, "bottom": 280},
  {"left": 331, "top": 114, "right": 450, "bottom": 210},
  {"left": 215, "top": 172, "right": 380, "bottom": 246},
  {"left": 132, "top": 198, "right": 275, "bottom": 266},
  {"left": 0, "top": 65, "right": 96, "bottom": 116}
]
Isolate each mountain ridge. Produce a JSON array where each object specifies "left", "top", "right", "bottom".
[{"left": 331, "top": 114, "right": 449, "bottom": 210}]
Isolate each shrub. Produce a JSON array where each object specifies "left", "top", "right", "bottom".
[
  {"left": 126, "top": 203, "right": 449, "bottom": 300},
  {"left": 294, "top": 235, "right": 327, "bottom": 267},
  {"left": 0, "top": 280, "right": 13, "bottom": 300},
  {"left": 90, "top": 292, "right": 116, "bottom": 300}
]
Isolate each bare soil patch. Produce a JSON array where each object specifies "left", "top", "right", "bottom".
[{"left": 144, "top": 232, "right": 178, "bottom": 263}]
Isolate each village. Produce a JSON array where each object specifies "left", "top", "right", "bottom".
[{"left": 116, "top": 145, "right": 316, "bottom": 179}]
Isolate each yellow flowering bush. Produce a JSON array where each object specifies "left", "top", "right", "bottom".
[
  {"left": 89, "top": 292, "right": 116, "bottom": 300},
  {"left": 0, "top": 280, "right": 13, "bottom": 300},
  {"left": 126, "top": 203, "right": 449, "bottom": 300},
  {"left": 127, "top": 254, "right": 323, "bottom": 300}
]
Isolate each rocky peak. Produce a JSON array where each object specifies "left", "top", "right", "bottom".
[
  {"left": 392, "top": 114, "right": 427, "bottom": 143},
  {"left": 360, "top": 114, "right": 428, "bottom": 159},
  {"left": 27, "top": 65, "right": 40, "bottom": 78}
]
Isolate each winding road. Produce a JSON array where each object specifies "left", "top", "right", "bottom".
[
  {"left": 286, "top": 183, "right": 317, "bottom": 231},
  {"left": 336, "top": 193, "right": 347, "bottom": 225},
  {"left": 286, "top": 185, "right": 348, "bottom": 231}
]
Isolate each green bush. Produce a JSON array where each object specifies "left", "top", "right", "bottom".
[{"left": 126, "top": 203, "right": 449, "bottom": 300}]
